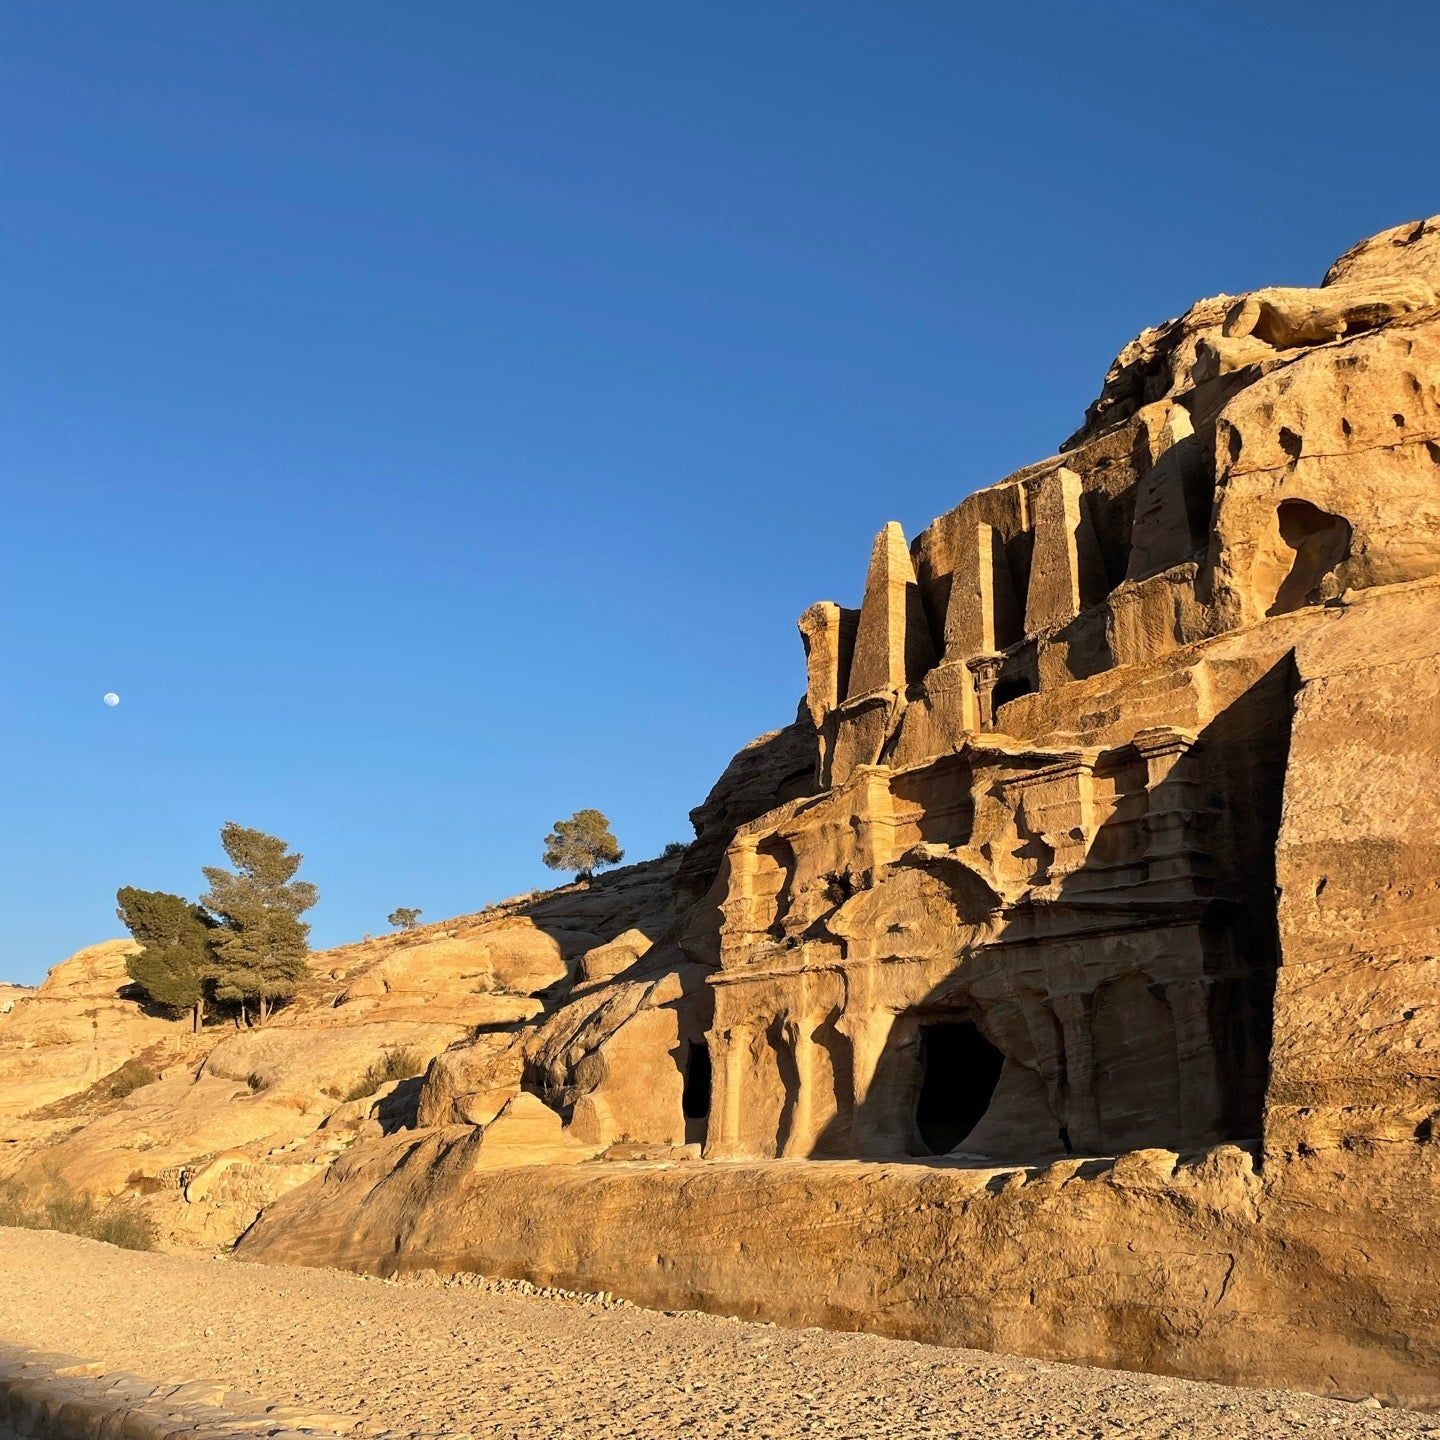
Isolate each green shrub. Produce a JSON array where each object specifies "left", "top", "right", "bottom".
[
  {"left": 0, "top": 1178, "right": 158, "bottom": 1252},
  {"left": 343, "top": 1046, "right": 426, "bottom": 1103},
  {"left": 0, "top": 1187, "right": 28, "bottom": 1230}
]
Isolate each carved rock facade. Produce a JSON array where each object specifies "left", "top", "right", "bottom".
[
  {"left": 694, "top": 218, "right": 1438, "bottom": 1181},
  {"left": 46, "top": 218, "right": 1440, "bottom": 1403}
]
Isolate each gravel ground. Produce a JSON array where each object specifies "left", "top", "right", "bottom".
[{"left": 1, "top": 1228, "right": 1436, "bottom": 1440}]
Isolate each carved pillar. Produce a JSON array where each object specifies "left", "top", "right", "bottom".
[
  {"left": 798, "top": 602, "right": 855, "bottom": 724},
  {"left": 843, "top": 1011, "right": 888, "bottom": 1115},
  {"left": 846, "top": 521, "right": 936, "bottom": 698},
  {"left": 851, "top": 767, "right": 896, "bottom": 877},
  {"left": 707, "top": 1021, "right": 753, "bottom": 1159},
  {"left": 782, "top": 1010, "right": 817, "bottom": 1158},
  {"left": 1133, "top": 728, "right": 1206, "bottom": 891},
  {"left": 1004, "top": 984, "right": 1067, "bottom": 1137},
  {"left": 1048, "top": 990, "right": 1102, "bottom": 1152},
  {"left": 799, "top": 603, "right": 859, "bottom": 790},
  {"left": 836, "top": 963, "right": 893, "bottom": 1155},
  {"left": 1126, "top": 407, "right": 1204, "bottom": 582},
  {"left": 966, "top": 653, "right": 1005, "bottom": 731},
  {"left": 1023, "top": 465, "right": 1106, "bottom": 632},
  {"left": 798, "top": 602, "right": 859, "bottom": 729},
  {"left": 945, "top": 519, "right": 1023, "bottom": 660},
  {"left": 1158, "top": 977, "right": 1226, "bottom": 1148},
  {"left": 718, "top": 835, "right": 760, "bottom": 967}
]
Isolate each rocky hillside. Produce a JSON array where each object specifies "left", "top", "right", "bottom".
[
  {"left": 5, "top": 215, "right": 1439, "bottom": 1406},
  {"left": 0, "top": 710, "right": 815, "bottom": 1250},
  {"left": 233, "top": 214, "right": 1440, "bottom": 1405},
  {"left": 1, "top": 942, "right": 164, "bottom": 1125}
]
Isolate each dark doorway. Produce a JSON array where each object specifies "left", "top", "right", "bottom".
[
  {"left": 914, "top": 1021, "right": 1005, "bottom": 1155},
  {"left": 992, "top": 675, "right": 1035, "bottom": 714},
  {"left": 681, "top": 1040, "right": 712, "bottom": 1121}
]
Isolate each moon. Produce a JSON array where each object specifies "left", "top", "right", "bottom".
[{"left": 103, "top": 692, "right": 120, "bottom": 708}]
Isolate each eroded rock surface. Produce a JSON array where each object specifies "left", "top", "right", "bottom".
[
  {"left": 0, "top": 859, "right": 696, "bottom": 1246},
  {"left": 0, "top": 941, "right": 169, "bottom": 1124},
  {"left": 9, "top": 215, "right": 1440, "bottom": 1406}
]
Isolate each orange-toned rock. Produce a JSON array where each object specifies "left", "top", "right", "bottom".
[
  {"left": 236, "top": 215, "right": 1440, "bottom": 1405},
  {"left": 0, "top": 941, "right": 178, "bottom": 1125},
  {"left": 16, "top": 214, "right": 1440, "bottom": 1406}
]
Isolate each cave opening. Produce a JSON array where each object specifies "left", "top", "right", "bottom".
[
  {"left": 1266, "top": 498, "right": 1352, "bottom": 615},
  {"left": 914, "top": 1021, "right": 1005, "bottom": 1155},
  {"left": 681, "top": 1040, "right": 712, "bottom": 1122},
  {"left": 993, "top": 675, "right": 1036, "bottom": 714}
]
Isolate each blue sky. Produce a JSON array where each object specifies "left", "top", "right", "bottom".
[{"left": 3, "top": 3, "right": 1436, "bottom": 983}]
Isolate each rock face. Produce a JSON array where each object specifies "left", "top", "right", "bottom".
[
  {"left": 238, "top": 217, "right": 1440, "bottom": 1402},
  {"left": 690, "top": 219, "right": 1436, "bottom": 1177},
  {"left": 0, "top": 860, "right": 695, "bottom": 1246},
  {"left": 0, "top": 941, "right": 176, "bottom": 1124},
  {"left": 15, "top": 216, "right": 1440, "bottom": 1405}
]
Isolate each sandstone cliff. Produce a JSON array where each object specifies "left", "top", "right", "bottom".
[
  {"left": 8, "top": 216, "right": 1440, "bottom": 1406},
  {"left": 0, "top": 866, "right": 678, "bottom": 1243}
]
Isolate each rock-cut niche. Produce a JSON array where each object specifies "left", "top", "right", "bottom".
[
  {"left": 1256, "top": 498, "right": 1353, "bottom": 616},
  {"left": 913, "top": 1020, "right": 1005, "bottom": 1155},
  {"left": 681, "top": 1039, "right": 712, "bottom": 1146}
]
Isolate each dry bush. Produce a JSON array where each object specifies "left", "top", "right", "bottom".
[
  {"left": 32, "top": 1055, "right": 160, "bottom": 1122},
  {"left": 105, "top": 1058, "right": 158, "bottom": 1100},
  {"left": 0, "top": 1176, "right": 158, "bottom": 1251},
  {"left": 344, "top": 1046, "right": 425, "bottom": 1103}
]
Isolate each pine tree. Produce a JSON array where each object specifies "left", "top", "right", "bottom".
[
  {"left": 115, "top": 887, "right": 217, "bottom": 1032},
  {"left": 201, "top": 823, "right": 318, "bottom": 1025},
  {"left": 541, "top": 809, "right": 624, "bottom": 881},
  {"left": 388, "top": 907, "right": 422, "bottom": 931}
]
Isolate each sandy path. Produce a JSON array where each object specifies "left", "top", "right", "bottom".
[{"left": 1, "top": 1229, "right": 1435, "bottom": 1440}]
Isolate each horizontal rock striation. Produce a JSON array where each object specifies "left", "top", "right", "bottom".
[
  {"left": 239, "top": 216, "right": 1440, "bottom": 1403},
  {"left": 12, "top": 215, "right": 1440, "bottom": 1406}
]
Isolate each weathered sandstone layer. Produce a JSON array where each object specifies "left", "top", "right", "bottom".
[{"left": 8, "top": 215, "right": 1440, "bottom": 1406}]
